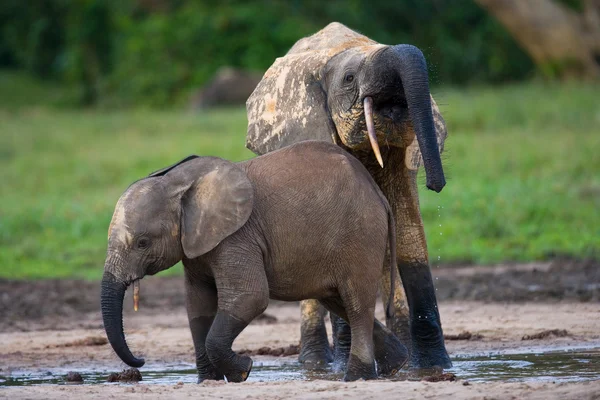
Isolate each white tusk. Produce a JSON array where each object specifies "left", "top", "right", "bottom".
[
  {"left": 364, "top": 97, "right": 384, "bottom": 168},
  {"left": 133, "top": 280, "right": 140, "bottom": 312}
]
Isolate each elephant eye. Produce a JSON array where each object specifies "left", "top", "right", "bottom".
[
  {"left": 136, "top": 237, "right": 150, "bottom": 249},
  {"left": 344, "top": 73, "right": 355, "bottom": 83}
]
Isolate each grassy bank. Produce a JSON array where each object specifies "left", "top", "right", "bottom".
[{"left": 0, "top": 73, "right": 598, "bottom": 279}]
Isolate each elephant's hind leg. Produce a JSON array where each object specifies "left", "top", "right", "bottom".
[
  {"left": 330, "top": 313, "right": 351, "bottom": 372},
  {"left": 330, "top": 313, "right": 409, "bottom": 376},
  {"left": 373, "top": 319, "right": 409, "bottom": 376},
  {"left": 321, "top": 293, "right": 377, "bottom": 381},
  {"left": 299, "top": 300, "right": 333, "bottom": 367}
]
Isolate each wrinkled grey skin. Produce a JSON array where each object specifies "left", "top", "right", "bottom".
[
  {"left": 101, "top": 141, "right": 408, "bottom": 383},
  {"left": 246, "top": 22, "right": 451, "bottom": 370}
]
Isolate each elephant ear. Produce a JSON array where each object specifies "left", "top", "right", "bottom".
[
  {"left": 405, "top": 96, "right": 448, "bottom": 170},
  {"left": 246, "top": 22, "right": 376, "bottom": 155},
  {"left": 147, "top": 155, "right": 199, "bottom": 177},
  {"left": 179, "top": 158, "right": 254, "bottom": 259}
]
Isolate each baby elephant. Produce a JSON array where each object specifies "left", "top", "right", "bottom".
[{"left": 101, "top": 141, "right": 408, "bottom": 382}]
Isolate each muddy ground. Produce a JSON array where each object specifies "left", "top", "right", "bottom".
[{"left": 1, "top": 259, "right": 599, "bottom": 399}]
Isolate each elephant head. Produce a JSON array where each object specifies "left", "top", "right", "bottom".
[
  {"left": 246, "top": 22, "right": 447, "bottom": 192},
  {"left": 101, "top": 156, "right": 254, "bottom": 367}
]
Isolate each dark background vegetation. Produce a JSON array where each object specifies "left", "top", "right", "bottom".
[{"left": 0, "top": 0, "right": 540, "bottom": 107}]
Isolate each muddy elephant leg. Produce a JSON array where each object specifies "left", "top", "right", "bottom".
[
  {"left": 298, "top": 299, "right": 333, "bottom": 366},
  {"left": 368, "top": 153, "right": 451, "bottom": 370},
  {"left": 382, "top": 165, "right": 451, "bottom": 369},
  {"left": 184, "top": 268, "right": 223, "bottom": 383},
  {"left": 400, "top": 261, "right": 451, "bottom": 369},
  {"left": 330, "top": 313, "right": 351, "bottom": 372},
  {"left": 380, "top": 251, "right": 412, "bottom": 348}
]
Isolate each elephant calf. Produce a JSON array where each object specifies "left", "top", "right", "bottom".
[{"left": 101, "top": 140, "right": 408, "bottom": 382}]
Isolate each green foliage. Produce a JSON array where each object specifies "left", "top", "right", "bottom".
[
  {"left": 0, "top": 72, "right": 598, "bottom": 279},
  {"left": 0, "top": 0, "right": 67, "bottom": 77},
  {"left": 420, "top": 82, "right": 600, "bottom": 263},
  {"left": 1, "top": 0, "right": 536, "bottom": 107},
  {"left": 105, "top": 1, "right": 314, "bottom": 107}
]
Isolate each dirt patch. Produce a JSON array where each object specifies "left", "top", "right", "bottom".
[
  {"left": 238, "top": 344, "right": 300, "bottom": 357},
  {"left": 64, "top": 372, "right": 83, "bottom": 383},
  {"left": 522, "top": 329, "right": 570, "bottom": 340},
  {"left": 107, "top": 368, "right": 143, "bottom": 383},
  {"left": 1, "top": 258, "right": 598, "bottom": 333},
  {"left": 444, "top": 331, "right": 483, "bottom": 341},
  {"left": 433, "top": 258, "right": 599, "bottom": 302},
  {"left": 421, "top": 372, "right": 457, "bottom": 382},
  {"left": 47, "top": 336, "right": 108, "bottom": 348}
]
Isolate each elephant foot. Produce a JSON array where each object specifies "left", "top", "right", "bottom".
[
  {"left": 374, "top": 328, "right": 409, "bottom": 376},
  {"left": 299, "top": 300, "right": 333, "bottom": 367},
  {"left": 223, "top": 355, "right": 253, "bottom": 383},
  {"left": 343, "top": 356, "right": 377, "bottom": 382},
  {"left": 409, "top": 317, "right": 452, "bottom": 370},
  {"left": 298, "top": 346, "right": 333, "bottom": 368},
  {"left": 197, "top": 366, "right": 225, "bottom": 383}
]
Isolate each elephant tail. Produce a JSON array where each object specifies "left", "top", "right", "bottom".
[{"left": 385, "top": 205, "right": 397, "bottom": 320}]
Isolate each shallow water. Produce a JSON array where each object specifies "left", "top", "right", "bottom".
[{"left": 1, "top": 347, "right": 599, "bottom": 386}]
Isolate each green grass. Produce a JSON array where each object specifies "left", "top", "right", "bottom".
[{"left": 0, "top": 73, "right": 599, "bottom": 279}]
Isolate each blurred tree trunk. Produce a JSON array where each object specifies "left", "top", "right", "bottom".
[{"left": 474, "top": 0, "right": 600, "bottom": 79}]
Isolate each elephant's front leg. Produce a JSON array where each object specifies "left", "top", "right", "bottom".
[
  {"left": 299, "top": 300, "right": 333, "bottom": 366},
  {"left": 205, "top": 251, "right": 269, "bottom": 383},
  {"left": 184, "top": 268, "right": 223, "bottom": 383},
  {"left": 380, "top": 164, "right": 451, "bottom": 370}
]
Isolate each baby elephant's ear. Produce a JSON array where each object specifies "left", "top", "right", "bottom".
[
  {"left": 148, "top": 155, "right": 199, "bottom": 177},
  {"left": 181, "top": 160, "right": 254, "bottom": 259}
]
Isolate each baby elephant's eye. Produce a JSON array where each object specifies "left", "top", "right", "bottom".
[
  {"left": 136, "top": 237, "right": 150, "bottom": 249},
  {"left": 344, "top": 73, "right": 355, "bottom": 83}
]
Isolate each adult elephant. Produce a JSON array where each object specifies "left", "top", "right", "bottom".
[{"left": 246, "top": 23, "right": 450, "bottom": 370}]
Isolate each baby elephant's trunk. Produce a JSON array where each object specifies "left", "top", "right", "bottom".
[{"left": 101, "top": 271, "right": 145, "bottom": 368}]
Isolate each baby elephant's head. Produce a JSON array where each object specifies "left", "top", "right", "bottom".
[{"left": 101, "top": 156, "right": 254, "bottom": 368}]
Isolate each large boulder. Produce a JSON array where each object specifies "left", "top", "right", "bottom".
[{"left": 189, "top": 67, "right": 263, "bottom": 109}]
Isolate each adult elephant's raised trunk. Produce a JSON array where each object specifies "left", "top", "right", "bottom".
[
  {"left": 392, "top": 44, "right": 446, "bottom": 193},
  {"left": 101, "top": 271, "right": 145, "bottom": 368}
]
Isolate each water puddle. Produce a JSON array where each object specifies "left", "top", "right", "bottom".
[{"left": 1, "top": 348, "right": 599, "bottom": 386}]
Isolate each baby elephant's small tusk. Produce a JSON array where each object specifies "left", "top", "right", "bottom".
[
  {"left": 363, "top": 97, "right": 384, "bottom": 168},
  {"left": 133, "top": 280, "right": 140, "bottom": 312}
]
